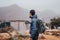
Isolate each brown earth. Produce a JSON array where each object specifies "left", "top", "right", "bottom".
[
  {"left": 0, "top": 27, "right": 60, "bottom": 40},
  {"left": 17, "top": 34, "right": 60, "bottom": 40},
  {"left": 38, "top": 34, "right": 60, "bottom": 40}
]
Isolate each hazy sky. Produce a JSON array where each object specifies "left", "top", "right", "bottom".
[{"left": 0, "top": 0, "right": 60, "bottom": 13}]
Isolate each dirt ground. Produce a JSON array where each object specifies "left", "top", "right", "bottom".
[
  {"left": 0, "top": 29, "right": 60, "bottom": 40},
  {"left": 38, "top": 35, "right": 60, "bottom": 40},
  {"left": 19, "top": 29, "right": 60, "bottom": 40},
  {"left": 0, "top": 33, "right": 60, "bottom": 40},
  {"left": 18, "top": 34, "right": 60, "bottom": 40}
]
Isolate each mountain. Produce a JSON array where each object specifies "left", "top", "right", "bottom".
[
  {"left": 0, "top": 4, "right": 60, "bottom": 23},
  {"left": 0, "top": 4, "right": 29, "bottom": 21},
  {"left": 37, "top": 10, "right": 60, "bottom": 23}
]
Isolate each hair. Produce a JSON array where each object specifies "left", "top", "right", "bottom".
[{"left": 30, "top": 10, "right": 35, "bottom": 16}]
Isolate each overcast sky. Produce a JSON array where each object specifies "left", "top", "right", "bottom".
[{"left": 0, "top": 0, "right": 60, "bottom": 14}]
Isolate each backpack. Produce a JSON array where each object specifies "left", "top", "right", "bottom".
[{"left": 37, "top": 19, "right": 45, "bottom": 33}]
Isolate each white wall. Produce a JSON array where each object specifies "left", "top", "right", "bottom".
[{"left": 11, "top": 22, "right": 29, "bottom": 35}]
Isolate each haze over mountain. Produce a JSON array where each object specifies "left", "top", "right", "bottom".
[
  {"left": 37, "top": 10, "right": 59, "bottom": 22},
  {"left": 0, "top": 4, "right": 29, "bottom": 21},
  {"left": 0, "top": 4, "right": 60, "bottom": 23}
]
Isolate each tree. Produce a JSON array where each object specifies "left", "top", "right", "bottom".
[{"left": 50, "top": 18, "right": 60, "bottom": 29}]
